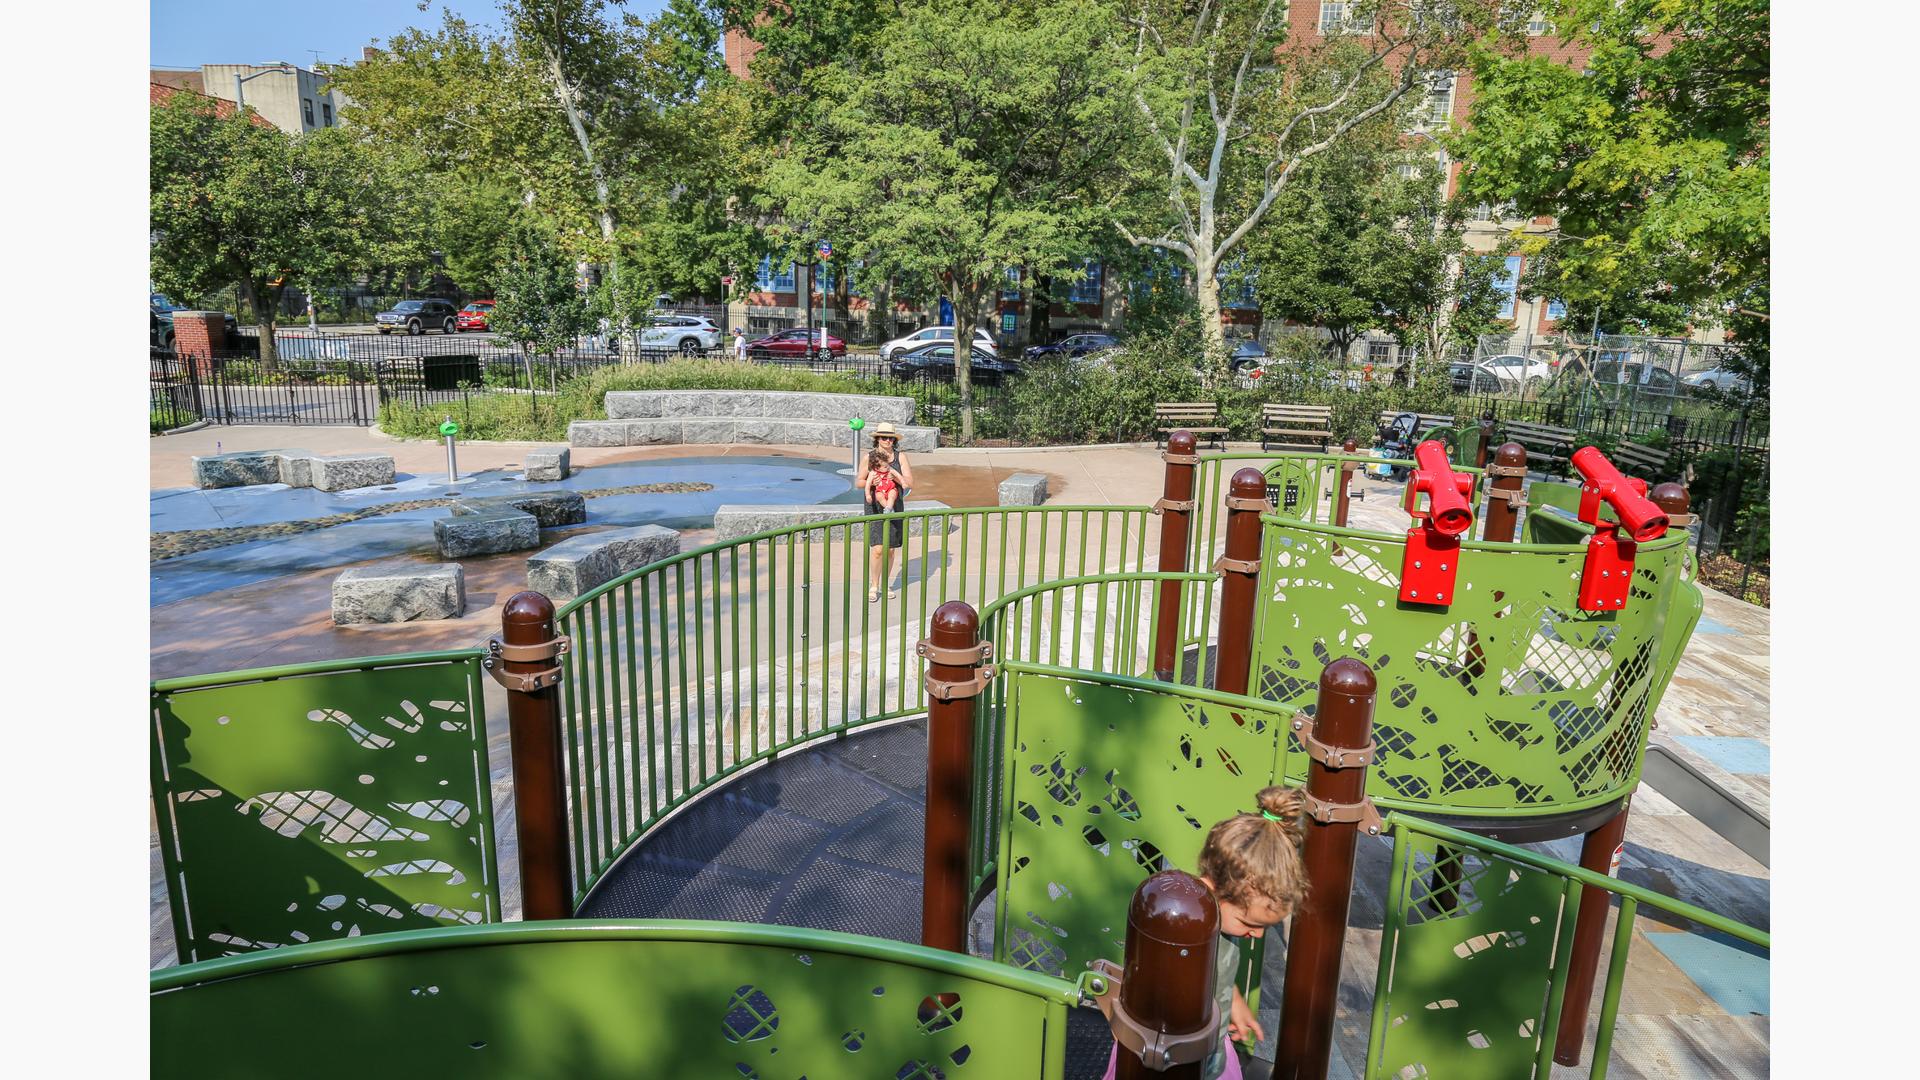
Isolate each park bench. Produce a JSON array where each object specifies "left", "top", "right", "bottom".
[
  {"left": 1609, "top": 440, "right": 1673, "bottom": 482},
  {"left": 1260, "top": 403, "right": 1334, "bottom": 452},
  {"left": 1155, "top": 403, "right": 1228, "bottom": 448},
  {"left": 1498, "top": 419, "right": 1580, "bottom": 473}
]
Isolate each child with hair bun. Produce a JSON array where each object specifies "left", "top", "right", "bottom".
[{"left": 1101, "top": 785, "right": 1309, "bottom": 1080}]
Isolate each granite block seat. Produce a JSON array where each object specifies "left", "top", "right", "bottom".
[
  {"left": 527, "top": 525, "right": 682, "bottom": 602},
  {"left": 453, "top": 491, "right": 586, "bottom": 528},
  {"left": 568, "top": 390, "right": 938, "bottom": 451},
  {"left": 997, "top": 472, "right": 1049, "bottom": 506},
  {"left": 712, "top": 501, "right": 952, "bottom": 543},
  {"left": 524, "top": 446, "right": 570, "bottom": 482},
  {"left": 191, "top": 448, "right": 394, "bottom": 492},
  {"left": 331, "top": 562, "right": 465, "bottom": 624},
  {"left": 434, "top": 508, "right": 540, "bottom": 558}
]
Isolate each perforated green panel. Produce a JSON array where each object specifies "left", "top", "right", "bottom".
[
  {"left": 1367, "top": 828, "right": 1579, "bottom": 1079},
  {"left": 1253, "top": 519, "right": 1689, "bottom": 817},
  {"left": 992, "top": 666, "right": 1294, "bottom": 980},
  {"left": 150, "top": 922, "right": 1072, "bottom": 1079},
  {"left": 151, "top": 653, "right": 498, "bottom": 964}
]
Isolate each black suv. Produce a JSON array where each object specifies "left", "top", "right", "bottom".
[
  {"left": 1023, "top": 332, "right": 1118, "bottom": 361},
  {"left": 376, "top": 299, "right": 460, "bottom": 335}
]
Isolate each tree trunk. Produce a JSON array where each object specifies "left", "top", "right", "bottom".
[
  {"left": 1193, "top": 253, "right": 1227, "bottom": 382},
  {"left": 247, "top": 280, "right": 283, "bottom": 368},
  {"left": 952, "top": 281, "right": 979, "bottom": 445},
  {"left": 541, "top": 46, "right": 617, "bottom": 278},
  {"left": 872, "top": 276, "right": 893, "bottom": 342},
  {"left": 1030, "top": 274, "right": 1052, "bottom": 345}
]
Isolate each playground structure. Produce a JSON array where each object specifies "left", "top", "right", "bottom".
[{"left": 149, "top": 433, "right": 1764, "bottom": 1078}]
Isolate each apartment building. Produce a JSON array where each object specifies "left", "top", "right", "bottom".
[{"left": 151, "top": 63, "right": 343, "bottom": 135}]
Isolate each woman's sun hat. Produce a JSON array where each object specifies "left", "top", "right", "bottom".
[{"left": 869, "top": 422, "right": 901, "bottom": 441}]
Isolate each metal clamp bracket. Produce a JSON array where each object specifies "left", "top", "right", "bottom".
[
  {"left": 487, "top": 635, "right": 572, "bottom": 663},
  {"left": 484, "top": 657, "right": 565, "bottom": 692},
  {"left": 1663, "top": 512, "right": 1696, "bottom": 527},
  {"left": 1212, "top": 554, "right": 1260, "bottom": 576},
  {"left": 1290, "top": 714, "right": 1376, "bottom": 769},
  {"left": 1302, "top": 791, "right": 1386, "bottom": 836},
  {"left": 1481, "top": 486, "right": 1529, "bottom": 509},
  {"left": 925, "top": 665, "right": 996, "bottom": 702},
  {"left": 916, "top": 638, "right": 994, "bottom": 666},
  {"left": 1152, "top": 497, "right": 1195, "bottom": 515},
  {"left": 1224, "top": 495, "right": 1270, "bottom": 512},
  {"left": 1162, "top": 451, "right": 1201, "bottom": 465},
  {"left": 1485, "top": 463, "right": 1529, "bottom": 478},
  {"left": 1082, "top": 959, "right": 1222, "bottom": 1070}
]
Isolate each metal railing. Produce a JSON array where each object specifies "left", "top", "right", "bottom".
[{"left": 551, "top": 504, "right": 1158, "bottom": 908}]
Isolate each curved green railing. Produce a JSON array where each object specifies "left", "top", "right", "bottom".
[
  {"left": 151, "top": 919, "right": 1084, "bottom": 1079},
  {"left": 1251, "top": 511, "right": 1699, "bottom": 820},
  {"left": 551, "top": 504, "right": 1158, "bottom": 908}
]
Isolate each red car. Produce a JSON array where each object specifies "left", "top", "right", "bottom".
[
  {"left": 745, "top": 327, "right": 847, "bottom": 360},
  {"left": 455, "top": 300, "right": 496, "bottom": 332}
]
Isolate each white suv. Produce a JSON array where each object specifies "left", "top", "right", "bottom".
[
  {"left": 882, "top": 326, "right": 998, "bottom": 361},
  {"left": 640, "top": 315, "right": 721, "bottom": 356}
]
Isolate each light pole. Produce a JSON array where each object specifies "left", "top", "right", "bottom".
[{"left": 234, "top": 63, "right": 295, "bottom": 118}]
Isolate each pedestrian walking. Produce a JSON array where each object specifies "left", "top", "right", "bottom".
[{"left": 734, "top": 327, "right": 748, "bottom": 361}]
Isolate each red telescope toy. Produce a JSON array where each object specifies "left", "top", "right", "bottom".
[
  {"left": 1398, "top": 440, "right": 1476, "bottom": 606},
  {"left": 1570, "top": 446, "right": 1669, "bottom": 611}
]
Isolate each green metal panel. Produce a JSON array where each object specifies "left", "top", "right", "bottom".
[
  {"left": 992, "top": 664, "right": 1294, "bottom": 983},
  {"left": 151, "top": 921, "right": 1077, "bottom": 1080},
  {"left": 1252, "top": 517, "right": 1689, "bottom": 817},
  {"left": 150, "top": 652, "right": 497, "bottom": 964},
  {"left": 1365, "top": 825, "right": 1580, "bottom": 1079}
]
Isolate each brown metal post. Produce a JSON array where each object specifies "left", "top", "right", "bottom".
[
  {"left": 1115, "top": 870, "right": 1220, "bottom": 1080},
  {"left": 1275, "top": 658, "right": 1378, "bottom": 1080},
  {"left": 1552, "top": 804, "right": 1631, "bottom": 1065},
  {"left": 921, "top": 600, "right": 985, "bottom": 953},
  {"left": 1333, "top": 438, "right": 1358, "bottom": 528},
  {"left": 1213, "top": 467, "right": 1268, "bottom": 697},
  {"left": 1153, "top": 431, "right": 1199, "bottom": 682},
  {"left": 1475, "top": 412, "right": 1496, "bottom": 469},
  {"left": 497, "top": 590, "right": 574, "bottom": 920},
  {"left": 1481, "top": 442, "right": 1528, "bottom": 543},
  {"left": 1650, "top": 482, "right": 1691, "bottom": 525}
]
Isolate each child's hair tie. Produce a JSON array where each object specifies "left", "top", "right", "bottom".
[{"left": 1260, "top": 810, "right": 1287, "bottom": 822}]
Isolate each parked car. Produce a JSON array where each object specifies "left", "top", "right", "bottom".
[
  {"left": 455, "top": 300, "right": 495, "bottom": 332},
  {"left": 1588, "top": 360, "right": 1682, "bottom": 397},
  {"left": 1228, "top": 339, "right": 1269, "bottom": 370},
  {"left": 635, "top": 314, "right": 721, "bottom": 356},
  {"left": 1682, "top": 366, "right": 1752, "bottom": 394},
  {"left": 881, "top": 325, "right": 997, "bottom": 361},
  {"left": 150, "top": 294, "right": 236, "bottom": 350},
  {"left": 1449, "top": 353, "right": 1554, "bottom": 395},
  {"left": 746, "top": 327, "right": 848, "bottom": 361},
  {"left": 889, "top": 342, "right": 1019, "bottom": 384},
  {"left": 376, "top": 298, "right": 460, "bottom": 335},
  {"left": 1023, "top": 332, "right": 1118, "bottom": 362}
]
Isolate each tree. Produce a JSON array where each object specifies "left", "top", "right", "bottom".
[
  {"left": 491, "top": 224, "right": 591, "bottom": 406},
  {"left": 1448, "top": 0, "right": 1768, "bottom": 374},
  {"left": 1110, "top": 1, "right": 1500, "bottom": 364},
  {"left": 767, "top": 0, "right": 1136, "bottom": 442},
  {"left": 149, "top": 93, "right": 422, "bottom": 364}
]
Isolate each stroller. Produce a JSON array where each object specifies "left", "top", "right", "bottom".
[{"left": 1376, "top": 412, "right": 1421, "bottom": 482}]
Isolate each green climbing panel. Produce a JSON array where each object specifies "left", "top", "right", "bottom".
[
  {"left": 150, "top": 652, "right": 498, "bottom": 964},
  {"left": 150, "top": 922, "right": 1074, "bottom": 1079},
  {"left": 1252, "top": 517, "right": 1694, "bottom": 818},
  {"left": 1366, "top": 825, "right": 1581, "bottom": 1079},
  {"left": 992, "top": 665, "right": 1295, "bottom": 982}
]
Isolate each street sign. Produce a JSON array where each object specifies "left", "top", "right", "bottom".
[
  {"left": 817, "top": 240, "right": 832, "bottom": 260},
  {"left": 721, "top": 276, "right": 735, "bottom": 286}
]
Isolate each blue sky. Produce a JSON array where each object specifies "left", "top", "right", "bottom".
[{"left": 151, "top": 0, "right": 668, "bottom": 70}]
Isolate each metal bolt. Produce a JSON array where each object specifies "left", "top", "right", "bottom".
[
  {"left": 1440, "top": 563, "right": 1449, "bottom": 571},
  {"left": 1410, "top": 590, "right": 1419, "bottom": 598},
  {"left": 1415, "top": 561, "right": 1423, "bottom": 569}
]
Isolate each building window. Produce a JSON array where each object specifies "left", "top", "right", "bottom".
[
  {"left": 1318, "top": 2, "right": 1367, "bottom": 32},
  {"left": 302, "top": 98, "right": 315, "bottom": 126},
  {"left": 1422, "top": 72, "right": 1455, "bottom": 128},
  {"left": 1546, "top": 299, "right": 1567, "bottom": 320},
  {"left": 1067, "top": 260, "right": 1102, "bottom": 305},
  {"left": 756, "top": 256, "right": 796, "bottom": 292},
  {"left": 1494, "top": 255, "right": 1522, "bottom": 319},
  {"left": 1528, "top": 13, "right": 1551, "bottom": 35},
  {"left": 322, "top": 101, "right": 333, "bottom": 126},
  {"left": 1001, "top": 266, "right": 1022, "bottom": 302},
  {"left": 1368, "top": 340, "right": 1393, "bottom": 365}
]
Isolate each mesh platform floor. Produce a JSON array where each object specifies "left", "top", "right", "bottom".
[{"left": 575, "top": 718, "right": 1151, "bottom": 1079}]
